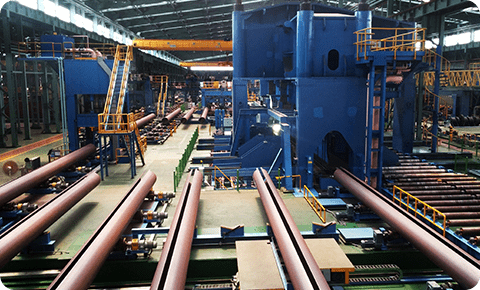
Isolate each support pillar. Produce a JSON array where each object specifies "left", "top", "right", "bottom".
[
  {"left": 42, "top": 64, "right": 52, "bottom": 133},
  {"left": 20, "top": 61, "right": 31, "bottom": 140},
  {"left": 32, "top": 60, "right": 42, "bottom": 129},
  {"left": 3, "top": 11, "right": 19, "bottom": 147},
  {"left": 51, "top": 67, "right": 62, "bottom": 133}
]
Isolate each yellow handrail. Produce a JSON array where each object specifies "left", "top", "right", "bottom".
[
  {"left": 303, "top": 185, "right": 326, "bottom": 223},
  {"left": 354, "top": 27, "right": 426, "bottom": 60},
  {"left": 393, "top": 185, "right": 446, "bottom": 236},
  {"left": 214, "top": 165, "right": 235, "bottom": 190},
  {"left": 275, "top": 175, "right": 302, "bottom": 189}
]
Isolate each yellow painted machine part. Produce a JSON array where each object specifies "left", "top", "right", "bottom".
[{"left": 132, "top": 39, "right": 232, "bottom": 51}]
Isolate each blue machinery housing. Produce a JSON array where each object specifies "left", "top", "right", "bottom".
[{"left": 205, "top": 3, "right": 425, "bottom": 191}]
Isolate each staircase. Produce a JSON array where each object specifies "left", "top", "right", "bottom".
[{"left": 103, "top": 45, "right": 133, "bottom": 130}]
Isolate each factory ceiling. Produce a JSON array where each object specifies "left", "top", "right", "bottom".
[{"left": 69, "top": 0, "right": 478, "bottom": 61}]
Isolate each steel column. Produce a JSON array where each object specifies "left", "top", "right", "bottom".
[
  {"left": 3, "top": 11, "right": 19, "bottom": 147},
  {"left": 334, "top": 167, "right": 480, "bottom": 289},
  {"left": 0, "top": 143, "right": 96, "bottom": 207},
  {"left": 253, "top": 168, "right": 330, "bottom": 290},
  {"left": 48, "top": 171, "right": 156, "bottom": 290},
  {"left": 150, "top": 169, "right": 203, "bottom": 290},
  {"left": 20, "top": 61, "right": 31, "bottom": 140},
  {"left": 50, "top": 67, "right": 62, "bottom": 133},
  {"left": 0, "top": 173, "right": 100, "bottom": 269},
  {"left": 42, "top": 64, "right": 52, "bottom": 133}
]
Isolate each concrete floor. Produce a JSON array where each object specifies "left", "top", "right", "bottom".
[{"left": 2, "top": 116, "right": 330, "bottom": 265}]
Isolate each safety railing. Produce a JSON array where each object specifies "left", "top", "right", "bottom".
[
  {"left": 303, "top": 185, "right": 326, "bottom": 223},
  {"left": 98, "top": 113, "right": 136, "bottom": 134},
  {"left": 424, "top": 69, "right": 480, "bottom": 87},
  {"left": 275, "top": 174, "right": 302, "bottom": 190},
  {"left": 423, "top": 88, "right": 450, "bottom": 118},
  {"left": 424, "top": 49, "right": 451, "bottom": 73},
  {"left": 392, "top": 185, "right": 446, "bottom": 236},
  {"left": 422, "top": 125, "right": 440, "bottom": 151},
  {"left": 173, "top": 127, "right": 199, "bottom": 192},
  {"left": 213, "top": 166, "right": 236, "bottom": 190},
  {"left": 470, "top": 63, "right": 480, "bottom": 70},
  {"left": 17, "top": 41, "right": 116, "bottom": 59},
  {"left": 354, "top": 27, "right": 426, "bottom": 61},
  {"left": 202, "top": 81, "right": 220, "bottom": 89},
  {"left": 153, "top": 75, "right": 169, "bottom": 116}
]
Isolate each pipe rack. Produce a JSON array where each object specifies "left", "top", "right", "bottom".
[
  {"left": 0, "top": 143, "right": 96, "bottom": 207},
  {"left": 0, "top": 172, "right": 101, "bottom": 269},
  {"left": 48, "top": 170, "right": 157, "bottom": 290},
  {"left": 334, "top": 167, "right": 480, "bottom": 289},
  {"left": 150, "top": 169, "right": 203, "bottom": 290},
  {"left": 253, "top": 168, "right": 330, "bottom": 290}
]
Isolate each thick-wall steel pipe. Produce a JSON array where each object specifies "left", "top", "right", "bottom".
[
  {"left": 448, "top": 220, "right": 480, "bottom": 227},
  {"left": 136, "top": 113, "right": 156, "bottom": 128},
  {"left": 446, "top": 212, "right": 480, "bottom": 219},
  {"left": 181, "top": 107, "right": 196, "bottom": 123},
  {"left": 0, "top": 172, "right": 100, "bottom": 269},
  {"left": 162, "top": 108, "right": 182, "bottom": 125},
  {"left": 0, "top": 143, "right": 96, "bottom": 207},
  {"left": 457, "top": 228, "right": 480, "bottom": 237},
  {"left": 431, "top": 205, "right": 480, "bottom": 212},
  {"left": 426, "top": 200, "right": 480, "bottom": 207},
  {"left": 334, "top": 168, "right": 480, "bottom": 289},
  {"left": 394, "top": 177, "right": 474, "bottom": 182},
  {"left": 199, "top": 107, "right": 209, "bottom": 123},
  {"left": 253, "top": 168, "right": 330, "bottom": 290},
  {"left": 415, "top": 194, "right": 476, "bottom": 201},
  {"left": 405, "top": 189, "right": 480, "bottom": 195},
  {"left": 150, "top": 169, "right": 203, "bottom": 290},
  {"left": 48, "top": 170, "right": 157, "bottom": 290},
  {"left": 383, "top": 166, "right": 439, "bottom": 170}
]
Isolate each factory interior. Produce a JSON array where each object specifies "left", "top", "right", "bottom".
[{"left": 1, "top": 0, "right": 480, "bottom": 289}]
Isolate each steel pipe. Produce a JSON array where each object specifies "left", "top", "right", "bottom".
[
  {"left": 181, "top": 107, "right": 196, "bottom": 123},
  {"left": 426, "top": 200, "right": 480, "bottom": 207},
  {"left": 414, "top": 194, "right": 476, "bottom": 201},
  {"left": 253, "top": 168, "right": 330, "bottom": 290},
  {"left": 448, "top": 220, "right": 480, "bottom": 227},
  {"left": 136, "top": 113, "right": 156, "bottom": 128},
  {"left": 334, "top": 168, "right": 480, "bottom": 289},
  {"left": 48, "top": 170, "right": 157, "bottom": 290},
  {"left": 430, "top": 205, "right": 480, "bottom": 212},
  {"left": 383, "top": 166, "right": 439, "bottom": 170},
  {"left": 0, "top": 143, "right": 96, "bottom": 207},
  {"left": 162, "top": 108, "right": 182, "bottom": 125},
  {"left": 445, "top": 212, "right": 480, "bottom": 219},
  {"left": 150, "top": 169, "right": 203, "bottom": 290},
  {"left": 199, "top": 107, "right": 209, "bottom": 123},
  {"left": 394, "top": 177, "right": 474, "bottom": 182},
  {"left": 383, "top": 169, "right": 447, "bottom": 174},
  {"left": 456, "top": 228, "right": 480, "bottom": 237},
  {"left": 0, "top": 172, "right": 100, "bottom": 269}
]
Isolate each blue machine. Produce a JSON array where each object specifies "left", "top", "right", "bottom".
[{"left": 213, "top": 2, "right": 425, "bottom": 190}]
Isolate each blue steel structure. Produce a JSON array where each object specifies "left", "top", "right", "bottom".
[{"left": 217, "top": 2, "right": 425, "bottom": 191}]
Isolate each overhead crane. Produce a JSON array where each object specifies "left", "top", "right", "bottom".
[{"left": 132, "top": 39, "right": 232, "bottom": 52}]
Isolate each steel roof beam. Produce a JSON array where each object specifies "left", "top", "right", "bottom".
[{"left": 391, "top": 0, "right": 475, "bottom": 21}]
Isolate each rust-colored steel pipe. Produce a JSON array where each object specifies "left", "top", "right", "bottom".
[
  {"left": 199, "top": 107, "right": 209, "bottom": 123},
  {"left": 136, "top": 113, "right": 156, "bottom": 128},
  {"left": 446, "top": 212, "right": 480, "bottom": 219},
  {"left": 456, "top": 227, "right": 480, "bottom": 237},
  {"left": 415, "top": 194, "right": 476, "bottom": 201},
  {"left": 405, "top": 189, "right": 480, "bottom": 195},
  {"left": 253, "top": 168, "right": 330, "bottom": 290},
  {"left": 181, "top": 107, "right": 196, "bottom": 123},
  {"left": 394, "top": 176, "right": 474, "bottom": 182},
  {"left": 384, "top": 169, "right": 447, "bottom": 174},
  {"left": 448, "top": 220, "right": 480, "bottom": 227},
  {"left": 150, "top": 169, "right": 203, "bottom": 290},
  {"left": 162, "top": 108, "right": 182, "bottom": 125},
  {"left": 383, "top": 166, "right": 439, "bottom": 170},
  {"left": 48, "top": 170, "right": 157, "bottom": 290},
  {"left": 430, "top": 205, "right": 480, "bottom": 212},
  {"left": 0, "top": 143, "right": 96, "bottom": 207},
  {"left": 0, "top": 172, "right": 100, "bottom": 269},
  {"left": 426, "top": 200, "right": 480, "bottom": 207},
  {"left": 334, "top": 168, "right": 480, "bottom": 289}
]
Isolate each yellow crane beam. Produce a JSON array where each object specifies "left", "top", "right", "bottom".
[
  {"left": 179, "top": 61, "right": 232, "bottom": 67},
  {"left": 132, "top": 39, "right": 232, "bottom": 51}
]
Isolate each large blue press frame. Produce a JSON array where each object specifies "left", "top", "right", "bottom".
[{"left": 225, "top": 2, "right": 424, "bottom": 190}]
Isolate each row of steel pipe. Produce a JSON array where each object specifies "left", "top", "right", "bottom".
[
  {"left": 136, "top": 113, "right": 156, "bottom": 128},
  {"left": 335, "top": 167, "right": 480, "bottom": 289},
  {"left": 253, "top": 168, "right": 330, "bottom": 290},
  {"left": 0, "top": 172, "right": 101, "bottom": 269},
  {"left": 199, "top": 107, "right": 209, "bottom": 123},
  {"left": 181, "top": 107, "right": 196, "bottom": 123},
  {"left": 0, "top": 143, "right": 96, "bottom": 207},
  {"left": 162, "top": 108, "right": 182, "bottom": 125},
  {"left": 48, "top": 170, "right": 157, "bottom": 290},
  {"left": 150, "top": 169, "right": 203, "bottom": 290}
]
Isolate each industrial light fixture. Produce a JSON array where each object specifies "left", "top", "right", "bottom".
[{"left": 272, "top": 123, "right": 282, "bottom": 136}]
